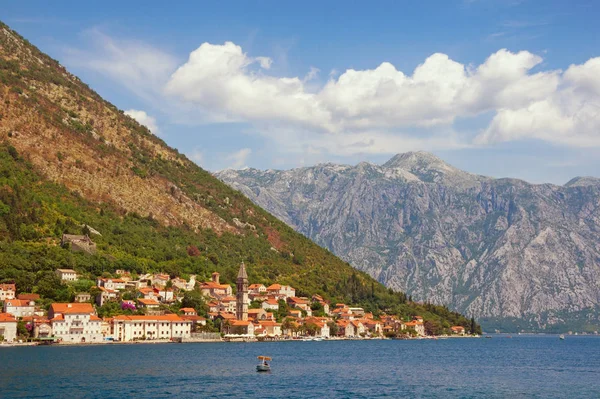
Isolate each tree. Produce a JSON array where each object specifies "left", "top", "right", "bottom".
[
  {"left": 250, "top": 300, "right": 262, "bottom": 309},
  {"left": 424, "top": 320, "right": 442, "bottom": 336},
  {"left": 327, "top": 321, "right": 339, "bottom": 336},
  {"left": 181, "top": 290, "right": 207, "bottom": 316}
]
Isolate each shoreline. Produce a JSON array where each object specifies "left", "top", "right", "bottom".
[{"left": 0, "top": 334, "right": 481, "bottom": 347}]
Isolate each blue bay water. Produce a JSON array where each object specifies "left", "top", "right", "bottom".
[{"left": 1, "top": 336, "right": 599, "bottom": 398}]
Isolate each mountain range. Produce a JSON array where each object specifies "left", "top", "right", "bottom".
[
  {"left": 0, "top": 21, "right": 477, "bottom": 329},
  {"left": 217, "top": 152, "right": 600, "bottom": 332}
]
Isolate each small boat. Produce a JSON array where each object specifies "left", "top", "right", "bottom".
[
  {"left": 559, "top": 334, "right": 565, "bottom": 340},
  {"left": 256, "top": 356, "right": 272, "bottom": 372}
]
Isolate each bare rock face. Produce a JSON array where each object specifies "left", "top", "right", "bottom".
[{"left": 217, "top": 152, "right": 600, "bottom": 330}]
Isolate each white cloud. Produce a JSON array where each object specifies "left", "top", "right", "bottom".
[
  {"left": 225, "top": 148, "right": 252, "bottom": 169},
  {"left": 476, "top": 57, "right": 600, "bottom": 147},
  {"left": 164, "top": 44, "right": 566, "bottom": 139},
  {"left": 124, "top": 109, "right": 159, "bottom": 134},
  {"left": 68, "top": 33, "right": 600, "bottom": 154},
  {"left": 64, "top": 29, "right": 177, "bottom": 102}
]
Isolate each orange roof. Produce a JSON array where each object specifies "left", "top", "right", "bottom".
[
  {"left": 259, "top": 320, "right": 281, "bottom": 326},
  {"left": 265, "top": 299, "right": 279, "bottom": 305},
  {"left": 0, "top": 313, "right": 17, "bottom": 322},
  {"left": 17, "top": 293, "right": 40, "bottom": 301},
  {"left": 51, "top": 303, "right": 95, "bottom": 314},
  {"left": 220, "top": 296, "right": 236, "bottom": 302},
  {"left": 267, "top": 284, "right": 281, "bottom": 290},
  {"left": 180, "top": 307, "right": 196, "bottom": 313},
  {"left": 248, "top": 309, "right": 263, "bottom": 314},
  {"left": 201, "top": 282, "right": 230, "bottom": 290},
  {"left": 288, "top": 297, "right": 308, "bottom": 304},
  {"left": 231, "top": 320, "right": 252, "bottom": 326},
  {"left": 138, "top": 298, "right": 160, "bottom": 306},
  {"left": 4, "top": 299, "right": 25, "bottom": 307},
  {"left": 0, "top": 283, "right": 16, "bottom": 290},
  {"left": 218, "top": 312, "right": 236, "bottom": 319},
  {"left": 249, "top": 284, "right": 264, "bottom": 289}
]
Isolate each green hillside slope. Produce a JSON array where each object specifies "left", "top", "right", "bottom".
[{"left": 0, "top": 21, "right": 476, "bottom": 332}]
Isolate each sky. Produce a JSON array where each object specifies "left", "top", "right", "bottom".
[{"left": 3, "top": 0, "right": 600, "bottom": 184}]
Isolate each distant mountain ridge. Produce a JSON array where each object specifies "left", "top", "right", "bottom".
[
  {"left": 217, "top": 152, "right": 600, "bottom": 332},
  {"left": 0, "top": 20, "right": 478, "bottom": 330}
]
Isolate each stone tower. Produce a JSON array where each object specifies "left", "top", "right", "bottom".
[{"left": 236, "top": 261, "right": 248, "bottom": 321}]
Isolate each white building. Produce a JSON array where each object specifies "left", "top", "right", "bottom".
[
  {"left": 266, "top": 284, "right": 296, "bottom": 299},
  {"left": 0, "top": 313, "right": 17, "bottom": 342},
  {"left": 97, "top": 278, "right": 127, "bottom": 291},
  {"left": 3, "top": 299, "right": 35, "bottom": 318},
  {"left": 262, "top": 298, "right": 280, "bottom": 311},
  {"left": 0, "top": 283, "right": 16, "bottom": 300},
  {"left": 56, "top": 269, "right": 78, "bottom": 281},
  {"left": 49, "top": 303, "right": 103, "bottom": 343},
  {"left": 112, "top": 314, "right": 192, "bottom": 342}
]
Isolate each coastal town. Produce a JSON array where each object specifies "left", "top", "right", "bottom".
[{"left": 0, "top": 261, "right": 471, "bottom": 345}]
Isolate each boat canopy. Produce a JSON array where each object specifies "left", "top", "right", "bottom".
[{"left": 257, "top": 356, "right": 272, "bottom": 360}]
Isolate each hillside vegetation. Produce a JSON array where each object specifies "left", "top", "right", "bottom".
[{"left": 0, "top": 21, "right": 475, "bottom": 331}]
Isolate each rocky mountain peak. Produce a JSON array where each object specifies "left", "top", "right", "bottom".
[
  {"left": 382, "top": 151, "right": 484, "bottom": 186},
  {"left": 564, "top": 176, "right": 600, "bottom": 188}
]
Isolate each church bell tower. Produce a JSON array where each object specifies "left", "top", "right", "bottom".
[{"left": 236, "top": 261, "right": 248, "bottom": 321}]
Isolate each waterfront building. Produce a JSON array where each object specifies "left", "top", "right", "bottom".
[
  {"left": 236, "top": 262, "right": 248, "bottom": 321},
  {"left": 49, "top": 303, "right": 102, "bottom": 343},
  {"left": 3, "top": 299, "right": 35, "bottom": 318},
  {"left": 451, "top": 326, "right": 466, "bottom": 335},
  {"left": 112, "top": 314, "right": 191, "bottom": 341},
  {"left": 0, "top": 313, "right": 18, "bottom": 342}
]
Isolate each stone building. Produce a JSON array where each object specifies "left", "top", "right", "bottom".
[
  {"left": 61, "top": 234, "right": 97, "bottom": 254},
  {"left": 236, "top": 262, "right": 248, "bottom": 321}
]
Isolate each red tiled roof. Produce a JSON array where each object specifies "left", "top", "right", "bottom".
[
  {"left": 231, "top": 320, "right": 252, "bottom": 326},
  {"left": 0, "top": 313, "right": 17, "bottom": 322},
  {"left": 138, "top": 298, "right": 160, "bottom": 306},
  {"left": 17, "top": 293, "right": 40, "bottom": 301},
  {"left": 51, "top": 303, "right": 95, "bottom": 314},
  {"left": 4, "top": 299, "right": 25, "bottom": 307}
]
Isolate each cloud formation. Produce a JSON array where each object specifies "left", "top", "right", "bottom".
[
  {"left": 68, "top": 33, "right": 600, "bottom": 157},
  {"left": 477, "top": 57, "right": 600, "bottom": 147},
  {"left": 165, "top": 43, "right": 593, "bottom": 151},
  {"left": 225, "top": 148, "right": 252, "bottom": 169},
  {"left": 124, "top": 109, "right": 159, "bottom": 135}
]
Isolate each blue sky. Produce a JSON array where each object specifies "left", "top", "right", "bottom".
[{"left": 3, "top": 0, "right": 600, "bottom": 183}]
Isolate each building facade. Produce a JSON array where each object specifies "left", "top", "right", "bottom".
[
  {"left": 0, "top": 313, "right": 17, "bottom": 342},
  {"left": 0, "top": 283, "right": 16, "bottom": 301},
  {"left": 112, "top": 314, "right": 192, "bottom": 341},
  {"left": 236, "top": 262, "right": 248, "bottom": 321},
  {"left": 49, "top": 303, "right": 103, "bottom": 343}
]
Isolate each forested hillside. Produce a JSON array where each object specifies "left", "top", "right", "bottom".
[{"left": 0, "top": 21, "right": 475, "bottom": 332}]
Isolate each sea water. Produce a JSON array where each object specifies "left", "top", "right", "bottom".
[{"left": 1, "top": 335, "right": 599, "bottom": 398}]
